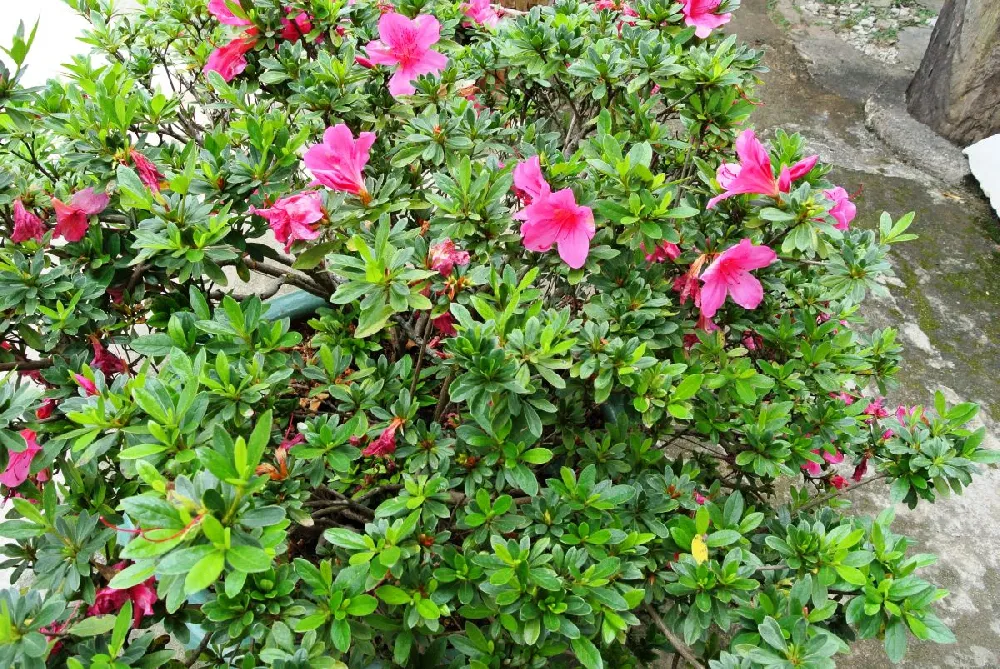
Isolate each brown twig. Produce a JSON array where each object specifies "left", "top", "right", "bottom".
[
  {"left": 0, "top": 358, "right": 55, "bottom": 372},
  {"left": 796, "top": 472, "right": 888, "bottom": 513},
  {"left": 644, "top": 603, "right": 706, "bottom": 669},
  {"left": 245, "top": 259, "right": 327, "bottom": 297},
  {"left": 409, "top": 316, "right": 433, "bottom": 397},
  {"left": 434, "top": 372, "right": 454, "bottom": 422},
  {"left": 183, "top": 631, "right": 212, "bottom": 667}
]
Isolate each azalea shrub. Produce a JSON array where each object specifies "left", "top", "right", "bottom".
[{"left": 0, "top": 0, "right": 993, "bottom": 667}]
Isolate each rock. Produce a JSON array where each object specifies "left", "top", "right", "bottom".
[
  {"left": 896, "top": 25, "right": 934, "bottom": 71},
  {"left": 964, "top": 135, "right": 1000, "bottom": 217},
  {"left": 864, "top": 97, "right": 973, "bottom": 185},
  {"left": 907, "top": 0, "right": 1000, "bottom": 144}
]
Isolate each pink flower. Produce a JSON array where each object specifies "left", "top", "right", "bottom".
[
  {"left": 363, "top": 422, "right": 400, "bottom": 457},
  {"left": 432, "top": 313, "right": 457, "bottom": 337},
  {"left": 365, "top": 13, "right": 448, "bottom": 98},
  {"left": 52, "top": 188, "right": 110, "bottom": 242},
  {"left": 830, "top": 391, "right": 854, "bottom": 405},
  {"left": 250, "top": 191, "right": 325, "bottom": 253},
  {"left": 89, "top": 563, "right": 157, "bottom": 627},
  {"left": 512, "top": 159, "right": 595, "bottom": 269},
  {"left": 75, "top": 374, "right": 99, "bottom": 396},
  {"left": 644, "top": 241, "right": 681, "bottom": 264},
  {"left": 706, "top": 130, "right": 817, "bottom": 209},
  {"left": 822, "top": 186, "right": 856, "bottom": 231},
  {"left": 36, "top": 398, "right": 57, "bottom": 420},
  {"left": 801, "top": 458, "right": 822, "bottom": 477},
  {"left": 463, "top": 0, "right": 500, "bottom": 27},
  {"left": 303, "top": 124, "right": 376, "bottom": 199},
  {"left": 681, "top": 0, "right": 732, "bottom": 38},
  {"left": 130, "top": 149, "right": 164, "bottom": 193},
  {"left": 0, "top": 429, "right": 42, "bottom": 488},
  {"left": 830, "top": 475, "right": 848, "bottom": 490},
  {"left": 355, "top": 55, "right": 375, "bottom": 69},
  {"left": 698, "top": 239, "right": 776, "bottom": 319},
  {"left": 513, "top": 156, "right": 551, "bottom": 204},
  {"left": 279, "top": 433, "right": 305, "bottom": 452},
  {"left": 204, "top": 36, "right": 256, "bottom": 82},
  {"left": 852, "top": 457, "right": 868, "bottom": 482},
  {"left": 11, "top": 200, "right": 46, "bottom": 243},
  {"left": 742, "top": 330, "right": 761, "bottom": 351},
  {"left": 881, "top": 429, "right": 895, "bottom": 440},
  {"left": 208, "top": 0, "right": 253, "bottom": 26},
  {"left": 715, "top": 162, "right": 741, "bottom": 190},
  {"left": 280, "top": 11, "right": 315, "bottom": 41},
  {"left": 863, "top": 396, "right": 889, "bottom": 420},
  {"left": 696, "top": 313, "right": 719, "bottom": 332},
  {"left": 693, "top": 492, "right": 707, "bottom": 505},
  {"left": 428, "top": 239, "right": 471, "bottom": 276},
  {"left": 822, "top": 449, "right": 844, "bottom": 465},
  {"left": 673, "top": 273, "right": 701, "bottom": 307},
  {"left": 91, "top": 339, "right": 128, "bottom": 377}
]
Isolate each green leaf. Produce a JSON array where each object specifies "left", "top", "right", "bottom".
[
  {"left": 292, "top": 241, "right": 339, "bottom": 270},
  {"left": 521, "top": 448, "right": 553, "bottom": 465},
  {"left": 835, "top": 564, "right": 867, "bottom": 586},
  {"left": 884, "top": 619, "right": 908, "bottom": 662},
  {"left": 376, "top": 585, "right": 411, "bottom": 605},
  {"left": 759, "top": 616, "right": 788, "bottom": 652},
  {"left": 185, "top": 551, "right": 225, "bottom": 594},
  {"left": 330, "top": 617, "right": 351, "bottom": 653},
  {"left": 67, "top": 615, "right": 117, "bottom": 637},
  {"left": 108, "top": 561, "right": 157, "bottom": 590},
  {"left": 345, "top": 594, "right": 379, "bottom": 616},
  {"left": 324, "top": 528, "right": 369, "bottom": 550},
  {"left": 671, "top": 374, "right": 703, "bottom": 401},
  {"left": 571, "top": 637, "right": 604, "bottom": 669},
  {"left": 415, "top": 597, "right": 440, "bottom": 620},
  {"left": 226, "top": 545, "right": 272, "bottom": 573}
]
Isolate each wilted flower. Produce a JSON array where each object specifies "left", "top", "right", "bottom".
[
  {"left": 88, "top": 562, "right": 158, "bottom": 627},
  {"left": 129, "top": 149, "right": 164, "bottom": 193},
  {"left": 432, "top": 313, "right": 457, "bottom": 337},
  {"left": 428, "top": 239, "right": 471, "bottom": 276},
  {"left": 11, "top": 200, "right": 46, "bottom": 243},
  {"left": 644, "top": 241, "right": 681, "bottom": 264},
  {"left": 91, "top": 339, "right": 128, "bottom": 377}
]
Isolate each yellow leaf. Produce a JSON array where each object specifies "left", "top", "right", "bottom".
[{"left": 692, "top": 534, "right": 708, "bottom": 564}]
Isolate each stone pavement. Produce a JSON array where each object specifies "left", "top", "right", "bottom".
[{"left": 730, "top": 0, "right": 1000, "bottom": 666}]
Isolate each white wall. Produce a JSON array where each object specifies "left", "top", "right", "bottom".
[{"left": 0, "top": 0, "right": 137, "bottom": 85}]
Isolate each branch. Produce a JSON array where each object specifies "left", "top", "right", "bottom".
[
  {"left": 796, "top": 473, "right": 888, "bottom": 513},
  {"left": 434, "top": 372, "right": 454, "bottom": 422},
  {"left": 644, "top": 604, "right": 706, "bottom": 669},
  {"left": 0, "top": 358, "right": 55, "bottom": 372},
  {"left": 245, "top": 259, "right": 327, "bottom": 297},
  {"left": 183, "top": 632, "right": 212, "bottom": 668}
]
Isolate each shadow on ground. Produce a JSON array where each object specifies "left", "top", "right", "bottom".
[{"left": 727, "top": 1, "right": 1000, "bottom": 667}]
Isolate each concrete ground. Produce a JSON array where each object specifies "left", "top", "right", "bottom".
[{"left": 730, "top": 0, "right": 1000, "bottom": 666}]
